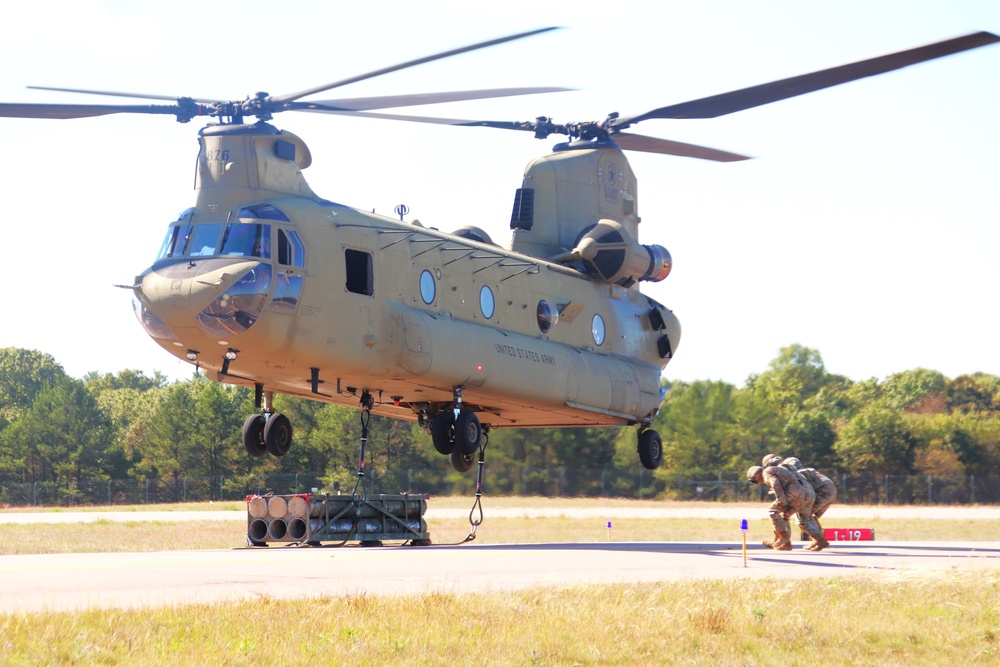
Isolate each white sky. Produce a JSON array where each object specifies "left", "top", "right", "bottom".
[{"left": 0, "top": 0, "right": 997, "bottom": 387}]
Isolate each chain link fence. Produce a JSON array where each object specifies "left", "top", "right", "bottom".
[{"left": 1, "top": 469, "right": 996, "bottom": 507}]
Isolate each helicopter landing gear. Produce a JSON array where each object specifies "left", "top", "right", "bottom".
[
  {"left": 242, "top": 388, "right": 293, "bottom": 458},
  {"left": 637, "top": 428, "right": 663, "bottom": 470},
  {"left": 431, "top": 386, "right": 483, "bottom": 466},
  {"left": 264, "top": 413, "right": 293, "bottom": 457},
  {"left": 450, "top": 448, "right": 475, "bottom": 473},
  {"left": 455, "top": 411, "right": 481, "bottom": 455},
  {"left": 431, "top": 410, "right": 482, "bottom": 459},
  {"left": 242, "top": 414, "right": 267, "bottom": 457},
  {"left": 431, "top": 411, "right": 456, "bottom": 455}
]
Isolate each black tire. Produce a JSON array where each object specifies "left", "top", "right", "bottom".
[
  {"left": 638, "top": 429, "right": 663, "bottom": 470},
  {"left": 264, "top": 413, "right": 293, "bottom": 457},
  {"left": 454, "top": 411, "right": 481, "bottom": 455},
  {"left": 242, "top": 414, "right": 267, "bottom": 457},
  {"left": 450, "top": 448, "right": 475, "bottom": 473},
  {"left": 431, "top": 411, "right": 456, "bottom": 455}
]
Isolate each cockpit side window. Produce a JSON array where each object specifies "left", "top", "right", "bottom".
[
  {"left": 158, "top": 224, "right": 192, "bottom": 259},
  {"left": 220, "top": 223, "right": 271, "bottom": 259},
  {"left": 277, "top": 229, "right": 306, "bottom": 267}
]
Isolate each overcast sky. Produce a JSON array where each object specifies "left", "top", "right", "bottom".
[{"left": 1, "top": 0, "right": 997, "bottom": 387}]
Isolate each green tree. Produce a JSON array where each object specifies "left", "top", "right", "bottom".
[
  {"left": 134, "top": 377, "right": 258, "bottom": 498},
  {"left": 654, "top": 380, "right": 737, "bottom": 478},
  {"left": 0, "top": 348, "right": 67, "bottom": 420},
  {"left": 835, "top": 406, "right": 919, "bottom": 479},
  {"left": 880, "top": 369, "right": 947, "bottom": 413},
  {"left": 745, "top": 345, "right": 841, "bottom": 414},
  {"left": 0, "top": 377, "right": 112, "bottom": 502}
]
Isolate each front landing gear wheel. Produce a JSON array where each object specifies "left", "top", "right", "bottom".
[
  {"left": 431, "top": 411, "right": 456, "bottom": 455},
  {"left": 242, "top": 414, "right": 266, "bottom": 457},
  {"left": 264, "top": 413, "right": 293, "bottom": 457},
  {"left": 450, "top": 448, "right": 475, "bottom": 473},
  {"left": 454, "top": 411, "right": 481, "bottom": 455},
  {"left": 638, "top": 429, "right": 663, "bottom": 470}
]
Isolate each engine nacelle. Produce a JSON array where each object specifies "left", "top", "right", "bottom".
[{"left": 573, "top": 220, "right": 672, "bottom": 286}]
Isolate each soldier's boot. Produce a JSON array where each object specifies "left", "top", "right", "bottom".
[
  {"left": 762, "top": 530, "right": 781, "bottom": 549},
  {"left": 773, "top": 530, "right": 793, "bottom": 551},
  {"left": 805, "top": 535, "right": 830, "bottom": 551}
]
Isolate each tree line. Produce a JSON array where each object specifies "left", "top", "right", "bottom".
[{"left": 0, "top": 345, "right": 998, "bottom": 504}]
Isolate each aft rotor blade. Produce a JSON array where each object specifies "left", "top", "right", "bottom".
[
  {"left": 614, "top": 132, "right": 751, "bottom": 161},
  {"left": 616, "top": 31, "right": 1000, "bottom": 126},
  {"left": 27, "top": 86, "right": 219, "bottom": 105},
  {"left": 286, "top": 86, "right": 572, "bottom": 112},
  {"left": 270, "top": 27, "right": 560, "bottom": 104},
  {"left": 0, "top": 102, "right": 182, "bottom": 119}
]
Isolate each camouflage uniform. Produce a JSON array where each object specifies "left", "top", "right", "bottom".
[
  {"left": 751, "top": 465, "right": 828, "bottom": 550},
  {"left": 783, "top": 457, "right": 837, "bottom": 521}
]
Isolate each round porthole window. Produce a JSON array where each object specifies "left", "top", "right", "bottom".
[
  {"left": 480, "top": 285, "right": 495, "bottom": 319},
  {"left": 419, "top": 269, "right": 436, "bottom": 304},
  {"left": 592, "top": 313, "right": 606, "bottom": 346},
  {"left": 537, "top": 300, "right": 559, "bottom": 333}
]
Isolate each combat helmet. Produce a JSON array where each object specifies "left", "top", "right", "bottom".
[
  {"left": 746, "top": 466, "right": 764, "bottom": 483},
  {"left": 782, "top": 457, "right": 803, "bottom": 471},
  {"left": 761, "top": 453, "right": 782, "bottom": 468}
]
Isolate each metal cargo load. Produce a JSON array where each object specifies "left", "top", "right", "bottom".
[{"left": 247, "top": 493, "right": 430, "bottom": 546}]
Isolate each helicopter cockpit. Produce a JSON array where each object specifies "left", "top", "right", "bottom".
[{"left": 135, "top": 204, "right": 306, "bottom": 343}]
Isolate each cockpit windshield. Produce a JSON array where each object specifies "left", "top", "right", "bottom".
[
  {"left": 155, "top": 204, "right": 290, "bottom": 262},
  {"left": 219, "top": 223, "right": 271, "bottom": 259}
]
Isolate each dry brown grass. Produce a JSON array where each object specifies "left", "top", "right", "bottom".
[{"left": 1, "top": 571, "right": 997, "bottom": 665}]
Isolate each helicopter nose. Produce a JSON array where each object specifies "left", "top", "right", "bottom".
[{"left": 134, "top": 258, "right": 269, "bottom": 341}]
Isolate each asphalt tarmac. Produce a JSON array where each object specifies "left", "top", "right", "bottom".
[{"left": 2, "top": 504, "right": 999, "bottom": 613}]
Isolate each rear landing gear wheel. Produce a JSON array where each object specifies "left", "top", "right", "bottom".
[
  {"left": 431, "top": 411, "right": 456, "bottom": 455},
  {"left": 450, "top": 448, "right": 475, "bottom": 473},
  {"left": 264, "top": 413, "right": 293, "bottom": 457},
  {"left": 638, "top": 429, "right": 663, "bottom": 470},
  {"left": 242, "top": 414, "right": 267, "bottom": 457},
  {"left": 454, "top": 411, "right": 481, "bottom": 455}
]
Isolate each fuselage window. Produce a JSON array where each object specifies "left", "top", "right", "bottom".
[
  {"left": 537, "top": 300, "right": 559, "bottom": 333},
  {"left": 345, "top": 249, "right": 374, "bottom": 296},
  {"left": 277, "top": 229, "right": 306, "bottom": 267},
  {"left": 419, "top": 269, "right": 436, "bottom": 304},
  {"left": 592, "top": 313, "right": 606, "bottom": 346},
  {"left": 480, "top": 285, "right": 495, "bottom": 319},
  {"left": 220, "top": 223, "right": 271, "bottom": 258},
  {"left": 187, "top": 224, "right": 223, "bottom": 257}
]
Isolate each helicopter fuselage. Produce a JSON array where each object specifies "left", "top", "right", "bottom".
[{"left": 132, "top": 122, "right": 680, "bottom": 430}]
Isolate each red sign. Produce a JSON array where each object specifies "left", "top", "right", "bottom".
[{"left": 824, "top": 528, "right": 875, "bottom": 541}]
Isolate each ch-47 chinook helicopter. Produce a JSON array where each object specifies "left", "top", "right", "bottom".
[{"left": 3, "top": 28, "right": 997, "bottom": 474}]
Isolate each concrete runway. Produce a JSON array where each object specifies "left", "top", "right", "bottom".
[{"left": 2, "top": 504, "right": 999, "bottom": 613}]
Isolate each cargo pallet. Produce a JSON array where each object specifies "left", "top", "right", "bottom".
[{"left": 247, "top": 492, "right": 430, "bottom": 547}]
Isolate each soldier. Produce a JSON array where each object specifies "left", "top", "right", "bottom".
[
  {"left": 781, "top": 457, "right": 838, "bottom": 551},
  {"left": 761, "top": 453, "right": 816, "bottom": 546},
  {"left": 747, "top": 464, "right": 830, "bottom": 551}
]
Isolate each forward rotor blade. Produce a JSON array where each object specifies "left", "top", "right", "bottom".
[
  {"left": 286, "top": 86, "right": 572, "bottom": 112},
  {"left": 614, "top": 132, "right": 750, "bottom": 161},
  {"left": 0, "top": 102, "right": 181, "bottom": 120},
  {"left": 616, "top": 31, "right": 1000, "bottom": 126},
  {"left": 27, "top": 86, "right": 219, "bottom": 104},
  {"left": 270, "top": 27, "right": 560, "bottom": 104},
  {"left": 294, "top": 107, "right": 534, "bottom": 132}
]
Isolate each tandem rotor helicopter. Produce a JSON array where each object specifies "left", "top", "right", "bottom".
[{"left": 3, "top": 27, "right": 997, "bottom": 474}]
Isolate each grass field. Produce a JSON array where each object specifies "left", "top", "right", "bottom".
[{"left": 1, "top": 572, "right": 997, "bottom": 665}]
